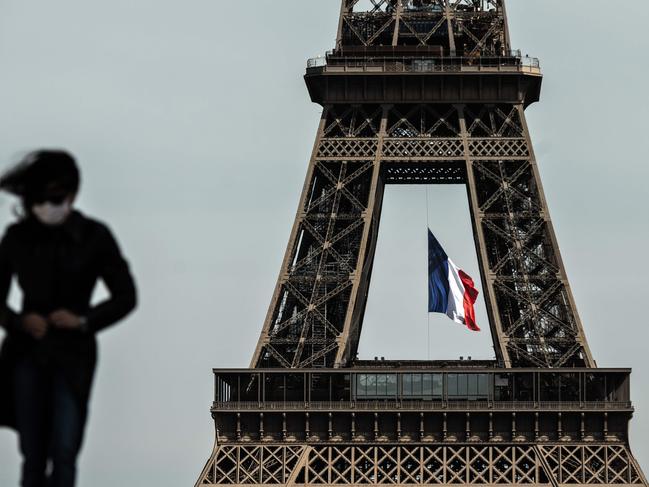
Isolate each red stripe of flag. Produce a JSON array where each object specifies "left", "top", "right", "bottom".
[{"left": 458, "top": 270, "right": 480, "bottom": 332}]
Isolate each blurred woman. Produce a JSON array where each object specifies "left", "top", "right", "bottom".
[{"left": 0, "top": 150, "right": 137, "bottom": 487}]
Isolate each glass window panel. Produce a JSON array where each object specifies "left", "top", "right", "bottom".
[
  {"left": 468, "top": 375, "right": 478, "bottom": 396},
  {"left": 432, "top": 374, "right": 443, "bottom": 397},
  {"left": 560, "top": 373, "right": 579, "bottom": 402},
  {"left": 310, "top": 374, "right": 330, "bottom": 401},
  {"left": 607, "top": 374, "right": 626, "bottom": 402},
  {"left": 495, "top": 374, "right": 511, "bottom": 401},
  {"left": 586, "top": 374, "right": 606, "bottom": 402},
  {"left": 423, "top": 374, "right": 433, "bottom": 396},
  {"left": 367, "top": 374, "right": 377, "bottom": 396},
  {"left": 413, "top": 374, "right": 422, "bottom": 395},
  {"left": 514, "top": 373, "right": 534, "bottom": 401},
  {"left": 386, "top": 374, "right": 397, "bottom": 396},
  {"left": 402, "top": 374, "right": 412, "bottom": 396},
  {"left": 447, "top": 374, "right": 458, "bottom": 396},
  {"left": 356, "top": 374, "right": 367, "bottom": 396},
  {"left": 457, "top": 374, "right": 468, "bottom": 397},
  {"left": 286, "top": 373, "right": 306, "bottom": 402},
  {"left": 478, "top": 374, "right": 489, "bottom": 396},
  {"left": 332, "top": 373, "right": 350, "bottom": 401},
  {"left": 377, "top": 374, "right": 387, "bottom": 396},
  {"left": 539, "top": 374, "right": 559, "bottom": 401}
]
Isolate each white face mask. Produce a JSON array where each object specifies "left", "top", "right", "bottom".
[{"left": 31, "top": 200, "right": 72, "bottom": 226}]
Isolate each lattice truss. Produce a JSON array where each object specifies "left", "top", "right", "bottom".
[
  {"left": 255, "top": 106, "right": 383, "bottom": 368},
  {"left": 254, "top": 102, "right": 590, "bottom": 369},
  {"left": 465, "top": 104, "right": 590, "bottom": 368},
  {"left": 198, "top": 444, "right": 646, "bottom": 486},
  {"left": 320, "top": 104, "right": 462, "bottom": 159},
  {"left": 340, "top": 0, "right": 507, "bottom": 56},
  {"left": 317, "top": 104, "right": 527, "bottom": 183},
  {"left": 382, "top": 104, "right": 464, "bottom": 183}
]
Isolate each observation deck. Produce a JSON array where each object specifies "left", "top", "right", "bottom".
[
  {"left": 211, "top": 367, "right": 634, "bottom": 445},
  {"left": 304, "top": 50, "right": 542, "bottom": 107}
]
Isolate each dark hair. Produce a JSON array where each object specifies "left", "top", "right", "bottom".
[{"left": 0, "top": 150, "right": 80, "bottom": 203}]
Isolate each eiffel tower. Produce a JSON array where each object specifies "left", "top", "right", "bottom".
[{"left": 195, "top": 1, "right": 647, "bottom": 486}]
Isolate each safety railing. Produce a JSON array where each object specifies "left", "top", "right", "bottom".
[
  {"left": 306, "top": 54, "right": 540, "bottom": 74},
  {"left": 212, "top": 400, "right": 632, "bottom": 411}
]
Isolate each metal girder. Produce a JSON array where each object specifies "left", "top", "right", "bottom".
[
  {"left": 196, "top": 443, "right": 647, "bottom": 486},
  {"left": 251, "top": 105, "right": 386, "bottom": 369},
  {"left": 337, "top": 0, "right": 509, "bottom": 56},
  {"left": 251, "top": 101, "right": 594, "bottom": 369}
]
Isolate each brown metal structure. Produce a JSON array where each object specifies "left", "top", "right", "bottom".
[{"left": 195, "top": 1, "right": 646, "bottom": 486}]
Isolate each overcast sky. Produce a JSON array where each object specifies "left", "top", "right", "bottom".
[{"left": 0, "top": 1, "right": 648, "bottom": 485}]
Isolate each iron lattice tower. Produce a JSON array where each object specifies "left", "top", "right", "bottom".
[{"left": 196, "top": 1, "right": 647, "bottom": 486}]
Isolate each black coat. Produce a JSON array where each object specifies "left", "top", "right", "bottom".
[{"left": 0, "top": 210, "right": 136, "bottom": 428}]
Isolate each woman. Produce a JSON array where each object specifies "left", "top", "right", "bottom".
[{"left": 0, "top": 150, "right": 137, "bottom": 487}]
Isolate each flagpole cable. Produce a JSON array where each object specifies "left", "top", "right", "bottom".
[
  {"left": 427, "top": 308, "right": 431, "bottom": 360},
  {"left": 425, "top": 186, "right": 431, "bottom": 360},
  {"left": 425, "top": 185, "right": 430, "bottom": 227}
]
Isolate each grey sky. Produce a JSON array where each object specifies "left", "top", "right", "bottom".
[{"left": 0, "top": 1, "right": 648, "bottom": 485}]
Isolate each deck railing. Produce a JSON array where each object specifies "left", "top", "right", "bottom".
[
  {"left": 306, "top": 53, "right": 540, "bottom": 74},
  {"left": 212, "top": 400, "right": 632, "bottom": 411}
]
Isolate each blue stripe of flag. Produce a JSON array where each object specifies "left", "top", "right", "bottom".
[{"left": 428, "top": 229, "right": 450, "bottom": 313}]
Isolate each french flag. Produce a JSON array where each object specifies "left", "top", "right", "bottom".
[{"left": 428, "top": 229, "right": 480, "bottom": 331}]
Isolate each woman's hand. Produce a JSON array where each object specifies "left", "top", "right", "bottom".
[
  {"left": 49, "top": 309, "right": 83, "bottom": 330},
  {"left": 22, "top": 313, "right": 48, "bottom": 339}
]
